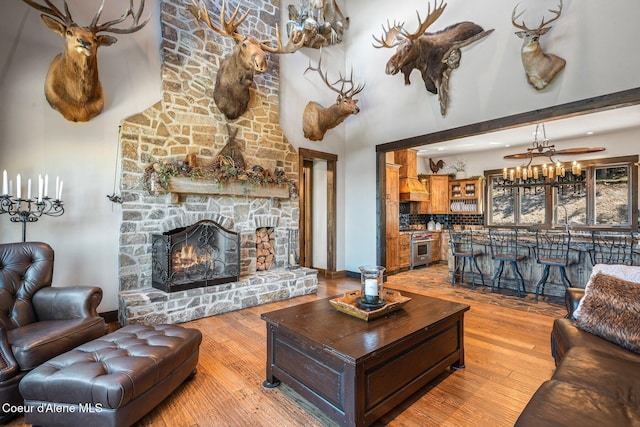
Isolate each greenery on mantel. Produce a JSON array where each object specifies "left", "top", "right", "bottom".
[{"left": 143, "top": 155, "right": 298, "bottom": 198}]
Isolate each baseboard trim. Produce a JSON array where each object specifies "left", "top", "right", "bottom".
[{"left": 325, "top": 270, "right": 346, "bottom": 279}]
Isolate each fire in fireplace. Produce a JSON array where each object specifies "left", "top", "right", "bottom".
[{"left": 152, "top": 219, "right": 240, "bottom": 292}]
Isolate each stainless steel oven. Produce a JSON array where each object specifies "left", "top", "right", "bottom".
[{"left": 411, "top": 232, "right": 434, "bottom": 269}]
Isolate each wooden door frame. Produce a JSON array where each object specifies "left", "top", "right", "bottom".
[{"left": 298, "top": 148, "right": 338, "bottom": 276}]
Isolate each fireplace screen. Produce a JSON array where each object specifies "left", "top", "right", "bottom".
[{"left": 152, "top": 219, "right": 240, "bottom": 292}]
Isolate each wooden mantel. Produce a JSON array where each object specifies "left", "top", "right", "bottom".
[{"left": 168, "top": 177, "right": 290, "bottom": 203}]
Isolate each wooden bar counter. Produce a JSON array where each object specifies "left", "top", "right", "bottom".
[{"left": 447, "top": 230, "right": 637, "bottom": 297}]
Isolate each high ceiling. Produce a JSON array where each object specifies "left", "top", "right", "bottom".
[{"left": 415, "top": 104, "right": 640, "bottom": 157}]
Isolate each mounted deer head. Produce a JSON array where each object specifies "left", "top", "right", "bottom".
[
  {"left": 188, "top": 0, "right": 305, "bottom": 120},
  {"left": 512, "top": 0, "right": 566, "bottom": 90},
  {"left": 372, "top": 0, "right": 493, "bottom": 116},
  {"left": 302, "top": 56, "right": 364, "bottom": 141},
  {"left": 22, "top": 0, "right": 149, "bottom": 122}
]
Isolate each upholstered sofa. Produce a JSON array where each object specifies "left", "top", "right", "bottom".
[
  {"left": 0, "top": 242, "right": 107, "bottom": 423},
  {"left": 516, "top": 264, "right": 640, "bottom": 426}
]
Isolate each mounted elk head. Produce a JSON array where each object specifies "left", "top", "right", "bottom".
[
  {"left": 372, "top": 0, "right": 493, "bottom": 116},
  {"left": 188, "top": 0, "right": 305, "bottom": 120},
  {"left": 22, "top": 0, "right": 149, "bottom": 122},
  {"left": 302, "top": 56, "right": 364, "bottom": 141},
  {"left": 512, "top": 0, "right": 566, "bottom": 90}
]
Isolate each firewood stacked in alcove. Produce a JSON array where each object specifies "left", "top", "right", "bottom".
[{"left": 256, "top": 227, "right": 276, "bottom": 271}]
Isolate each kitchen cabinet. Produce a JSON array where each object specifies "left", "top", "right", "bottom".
[
  {"left": 385, "top": 163, "right": 401, "bottom": 273},
  {"left": 423, "top": 175, "right": 449, "bottom": 214},
  {"left": 399, "top": 233, "right": 411, "bottom": 269},
  {"left": 430, "top": 231, "right": 441, "bottom": 264},
  {"left": 449, "top": 178, "right": 484, "bottom": 214}
]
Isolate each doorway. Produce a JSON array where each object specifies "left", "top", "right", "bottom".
[{"left": 298, "top": 148, "right": 338, "bottom": 277}]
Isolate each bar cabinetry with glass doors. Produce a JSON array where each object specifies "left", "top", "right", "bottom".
[{"left": 449, "top": 178, "right": 484, "bottom": 214}]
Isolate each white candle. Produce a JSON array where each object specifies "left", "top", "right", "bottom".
[
  {"left": 57, "top": 180, "right": 63, "bottom": 200},
  {"left": 44, "top": 174, "right": 49, "bottom": 197},
  {"left": 27, "top": 178, "right": 31, "bottom": 200},
  {"left": 364, "top": 278, "right": 378, "bottom": 297},
  {"left": 38, "top": 175, "right": 43, "bottom": 203},
  {"left": 16, "top": 174, "right": 21, "bottom": 199},
  {"left": 55, "top": 176, "right": 59, "bottom": 199},
  {"left": 2, "top": 170, "right": 7, "bottom": 195},
  {"left": 9, "top": 179, "right": 12, "bottom": 196}
]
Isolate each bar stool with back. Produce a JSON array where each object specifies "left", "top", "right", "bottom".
[
  {"left": 590, "top": 231, "right": 635, "bottom": 266},
  {"left": 534, "top": 230, "right": 574, "bottom": 301},
  {"left": 449, "top": 228, "right": 486, "bottom": 289},
  {"left": 488, "top": 229, "right": 529, "bottom": 297}
]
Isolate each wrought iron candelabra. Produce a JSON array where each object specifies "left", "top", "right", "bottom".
[
  {"left": 1, "top": 172, "right": 64, "bottom": 242},
  {"left": 0, "top": 195, "right": 64, "bottom": 242}
]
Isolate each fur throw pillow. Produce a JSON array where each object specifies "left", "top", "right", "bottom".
[
  {"left": 574, "top": 264, "right": 640, "bottom": 319},
  {"left": 575, "top": 272, "right": 640, "bottom": 354}
]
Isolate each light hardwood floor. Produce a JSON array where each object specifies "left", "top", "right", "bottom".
[{"left": 7, "top": 265, "right": 563, "bottom": 426}]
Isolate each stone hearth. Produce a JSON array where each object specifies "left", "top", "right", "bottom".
[
  {"left": 119, "top": 268, "right": 317, "bottom": 325},
  {"left": 117, "top": 0, "right": 316, "bottom": 325}
]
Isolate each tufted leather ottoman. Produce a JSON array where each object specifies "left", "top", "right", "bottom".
[{"left": 19, "top": 324, "right": 202, "bottom": 427}]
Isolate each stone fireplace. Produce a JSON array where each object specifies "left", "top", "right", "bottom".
[
  {"left": 151, "top": 219, "right": 240, "bottom": 293},
  {"left": 117, "top": 0, "right": 317, "bottom": 325}
]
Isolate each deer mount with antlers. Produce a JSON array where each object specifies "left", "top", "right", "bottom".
[
  {"left": 372, "top": 0, "right": 493, "bottom": 116},
  {"left": 512, "top": 0, "right": 566, "bottom": 90},
  {"left": 302, "top": 55, "right": 364, "bottom": 141},
  {"left": 22, "top": 0, "right": 149, "bottom": 122},
  {"left": 188, "top": 0, "right": 305, "bottom": 120}
]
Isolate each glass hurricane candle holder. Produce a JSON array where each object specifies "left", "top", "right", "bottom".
[{"left": 357, "top": 265, "right": 386, "bottom": 310}]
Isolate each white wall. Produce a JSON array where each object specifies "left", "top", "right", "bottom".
[{"left": 0, "top": 0, "right": 162, "bottom": 311}]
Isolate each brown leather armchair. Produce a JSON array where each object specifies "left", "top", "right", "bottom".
[{"left": 0, "top": 242, "right": 107, "bottom": 422}]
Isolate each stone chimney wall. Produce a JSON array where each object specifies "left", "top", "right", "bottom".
[{"left": 117, "top": 0, "right": 299, "bottom": 294}]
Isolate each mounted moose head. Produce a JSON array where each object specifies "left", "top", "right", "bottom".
[
  {"left": 302, "top": 56, "right": 364, "bottom": 141},
  {"left": 22, "top": 0, "right": 149, "bottom": 122},
  {"left": 188, "top": 0, "right": 305, "bottom": 120},
  {"left": 512, "top": 0, "right": 566, "bottom": 90},
  {"left": 372, "top": 0, "right": 493, "bottom": 116}
]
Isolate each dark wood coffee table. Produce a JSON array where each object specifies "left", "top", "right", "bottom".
[{"left": 261, "top": 290, "right": 470, "bottom": 426}]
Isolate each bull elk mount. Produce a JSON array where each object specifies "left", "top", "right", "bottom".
[
  {"left": 21, "top": 0, "right": 150, "bottom": 122},
  {"left": 302, "top": 55, "right": 365, "bottom": 141}
]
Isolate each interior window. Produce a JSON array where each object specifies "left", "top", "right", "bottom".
[
  {"left": 489, "top": 176, "right": 515, "bottom": 225},
  {"left": 486, "top": 158, "right": 636, "bottom": 230},
  {"left": 594, "top": 165, "right": 630, "bottom": 226},
  {"left": 556, "top": 171, "right": 587, "bottom": 226},
  {"left": 519, "top": 188, "right": 546, "bottom": 225}
]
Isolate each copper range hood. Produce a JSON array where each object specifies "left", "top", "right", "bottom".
[{"left": 396, "top": 149, "right": 429, "bottom": 202}]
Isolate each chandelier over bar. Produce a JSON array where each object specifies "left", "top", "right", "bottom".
[{"left": 499, "top": 123, "right": 605, "bottom": 192}]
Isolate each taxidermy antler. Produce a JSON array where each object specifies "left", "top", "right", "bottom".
[
  {"left": 372, "top": 0, "right": 493, "bottom": 116},
  {"left": 188, "top": 0, "right": 305, "bottom": 120},
  {"left": 302, "top": 55, "right": 364, "bottom": 141},
  {"left": 22, "top": 0, "right": 149, "bottom": 122},
  {"left": 512, "top": 0, "right": 565, "bottom": 90}
]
